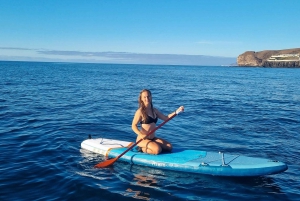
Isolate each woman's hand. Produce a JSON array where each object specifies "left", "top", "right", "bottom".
[{"left": 175, "top": 106, "right": 184, "bottom": 114}]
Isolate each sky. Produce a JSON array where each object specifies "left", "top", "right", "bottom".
[{"left": 0, "top": 0, "right": 299, "bottom": 65}]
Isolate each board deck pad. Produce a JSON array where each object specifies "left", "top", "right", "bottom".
[{"left": 81, "top": 138, "right": 288, "bottom": 176}]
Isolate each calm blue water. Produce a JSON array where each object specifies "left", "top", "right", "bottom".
[{"left": 0, "top": 61, "right": 299, "bottom": 201}]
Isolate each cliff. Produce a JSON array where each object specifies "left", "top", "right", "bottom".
[{"left": 237, "top": 48, "right": 300, "bottom": 67}]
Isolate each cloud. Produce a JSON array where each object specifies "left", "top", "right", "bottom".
[
  {"left": 0, "top": 47, "right": 34, "bottom": 51},
  {"left": 0, "top": 47, "right": 236, "bottom": 66},
  {"left": 196, "top": 40, "right": 242, "bottom": 45},
  {"left": 37, "top": 50, "right": 131, "bottom": 58},
  {"left": 37, "top": 50, "right": 236, "bottom": 65}
]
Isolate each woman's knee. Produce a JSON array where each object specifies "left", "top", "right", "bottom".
[
  {"left": 144, "top": 142, "right": 162, "bottom": 155},
  {"left": 151, "top": 145, "right": 162, "bottom": 155}
]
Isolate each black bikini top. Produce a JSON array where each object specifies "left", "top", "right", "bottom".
[{"left": 140, "top": 114, "right": 158, "bottom": 124}]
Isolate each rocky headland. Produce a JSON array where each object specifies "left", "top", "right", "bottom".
[{"left": 237, "top": 48, "right": 300, "bottom": 67}]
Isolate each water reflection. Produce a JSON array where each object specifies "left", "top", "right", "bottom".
[
  {"left": 133, "top": 174, "right": 158, "bottom": 187},
  {"left": 125, "top": 187, "right": 151, "bottom": 200}
]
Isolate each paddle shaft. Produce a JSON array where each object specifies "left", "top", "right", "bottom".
[
  {"left": 94, "top": 112, "right": 180, "bottom": 168},
  {"left": 115, "top": 113, "right": 177, "bottom": 160}
]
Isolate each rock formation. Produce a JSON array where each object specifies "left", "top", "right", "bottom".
[{"left": 237, "top": 48, "right": 300, "bottom": 67}]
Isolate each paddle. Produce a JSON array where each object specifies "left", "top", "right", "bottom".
[{"left": 94, "top": 111, "right": 181, "bottom": 168}]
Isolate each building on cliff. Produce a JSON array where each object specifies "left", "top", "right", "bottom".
[{"left": 268, "top": 54, "right": 300, "bottom": 61}]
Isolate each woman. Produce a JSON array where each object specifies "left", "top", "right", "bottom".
[{"left": 132, "top": 89, "right": 184, "bottom": 155}]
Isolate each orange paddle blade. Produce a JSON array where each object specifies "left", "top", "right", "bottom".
[{"left": 94, "top": 157, "right": 118, "bottom": 168}]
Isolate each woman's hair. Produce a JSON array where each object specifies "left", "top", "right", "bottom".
[{"left": 138, "top": 89, "right": 154, "bottom": 120}]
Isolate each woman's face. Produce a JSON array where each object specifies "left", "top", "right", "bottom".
[{"left": 141, "top": 91, "right": 152, "bottom": 106}]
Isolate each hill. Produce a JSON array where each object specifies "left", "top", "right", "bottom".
[{"left": 237, "top": 48, "right": 300, "bottom": 67}]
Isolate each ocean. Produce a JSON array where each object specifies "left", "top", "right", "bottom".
[{"left": 0, "top": 61, "right": 299, "bottom": 201}]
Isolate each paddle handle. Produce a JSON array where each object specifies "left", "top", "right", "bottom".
[{"left": 116, "top": 113, "right": 177, "bottom": 160}]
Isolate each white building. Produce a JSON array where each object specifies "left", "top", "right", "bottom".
[{"left": 268, "top": 54, "right": 300, "bottom": 61}]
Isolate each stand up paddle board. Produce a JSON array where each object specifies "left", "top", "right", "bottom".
[{"left": 81, "top": 137, "right": 288, "bottom": 177}]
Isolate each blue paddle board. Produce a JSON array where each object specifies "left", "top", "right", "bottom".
[{"left": 81, "top": 138, "right": 288, "bottom": 177}]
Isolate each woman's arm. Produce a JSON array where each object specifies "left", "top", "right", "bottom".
[
  {"left": 132, "top": 109, "right": 143, "bottom": 136},
  {"left": 155, "top": 106, "right": 184, "bottom": 121}
]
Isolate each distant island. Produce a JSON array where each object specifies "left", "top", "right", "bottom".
[{"left": 237, "top": 48, "right": 300, "bottom": 67}]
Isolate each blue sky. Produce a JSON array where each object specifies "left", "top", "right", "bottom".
[{"left": 0, "top": 0, "right": 299, "bottom": 65}]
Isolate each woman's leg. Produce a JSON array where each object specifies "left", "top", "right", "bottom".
[
  {"left": 137, "top": 139, "right": 162, "bottom": 155},
  {"left": 153, "top": 137, "right": 172, "bottom": 152}
]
